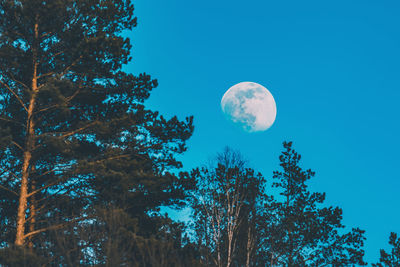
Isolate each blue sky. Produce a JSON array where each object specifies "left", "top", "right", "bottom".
[{"left": 126, "top": 0, "right": 400, "bottom": 263}]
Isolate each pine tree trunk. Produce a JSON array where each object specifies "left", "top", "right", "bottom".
[
  {"left": 246, "top": 224, "right": 252, "bottom": 267},
  {"left": 270, "top": 252, "right": 274, "bottom": 267},
  {"left": 28, "top": 172, "right": 37, "bottom": 250},
  {"left": 15, "top": 19, "right": 39, "bottom": 247}
]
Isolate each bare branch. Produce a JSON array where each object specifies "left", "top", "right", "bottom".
[
  {"left": 36, "top": 71, "right": 55, "bottom": 80},
  {"left": 89, "top": 154, "right": 130, "bottom": 165},
  {"left": 23, "top": 217, "right": 89, "bottom": 239},
  {"left": 37, "top": 55, "right": 82, "bottom": 80},
  {"left": 34, "top": 88, "right": 81, "bottom": 114},
  {"left": 9, "top": 73, "right": 30, "bottom": 91},
  {"left": 27, "top": 178, "right": 65, "bottom": 198},
  {"left": 0, "top": 80, "right": 28, "bottom": 112},
  {"left": 36, "top": 167, "right": 58, "bottom": 178},
  {"left": 25, "top": 204, "right": 46, "bottom": 222},
  {"left": 58, "top": 120, "right": 99, "bottom": 139},
  {"left": 0, "top": 167, "right": 21, "bottom": 181},
  {"left": 34, "top": 103, "right": 65, "bottom": 114},
  {"left": 40, "top": 31, "right": 53, "bottom": 39},
  {"left": 12, "top": 141, "right": 24, "bottom": 151},
  {"left": 36, "top": 120, "right": 99, "bottom": 143},
  {"left": 0, "top": 184, "right": 18, "bottom": 196},
  {"left": 0, "top": 116, "right": 26, "bottom": 128}
]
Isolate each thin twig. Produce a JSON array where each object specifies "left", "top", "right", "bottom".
[
  {"left": 0, "top": 184, "right": 18, "bottom": 196},
  {"left": 0, "top": 80, "right": 28, "bottom": 112}
]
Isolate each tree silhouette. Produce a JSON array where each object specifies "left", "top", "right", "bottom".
[
  {"left": 0, "top": 0, "right": 193, "bottom": 263},
  {"left": 266, "top": 141, "right": 366, "bottom": 266},
  {"left": 373, "top": 232, "right": 400, "bottom": 267}
]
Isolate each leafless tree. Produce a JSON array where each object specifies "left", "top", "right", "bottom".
[{"left": 191, "top": 148, "right": 264, "bottom": 267}]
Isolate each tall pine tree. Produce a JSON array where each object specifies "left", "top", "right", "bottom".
[
  {"left": 266, "top": 141, "right": 366, "bottom": 266},
  {"left": 372, "top": 232, "right": 400, "bottom": 267},
  {"left": 0, "top": 0, "right": 193, "bottom": 259}
]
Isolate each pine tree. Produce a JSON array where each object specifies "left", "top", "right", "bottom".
[
  {"left": 267, "top": 141, "right": 366, "bottom": 266},
  {"left": 0, "top": 0, "right": 193, "bottom": 260},
  {"left": 373, "top": 232, "right": 400, "bottom": 267}
]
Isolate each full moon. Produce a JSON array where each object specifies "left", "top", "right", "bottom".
[{"left": 221, "top": 82, "right": 277, "bottom": 132}]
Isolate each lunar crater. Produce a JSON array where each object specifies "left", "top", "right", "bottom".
[{"left": 221, "top": 82, "right": 277, "bottom": 132}]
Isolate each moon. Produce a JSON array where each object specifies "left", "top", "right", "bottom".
[{"left": 221, "top": 82, "right": 277, "bottom": 132}]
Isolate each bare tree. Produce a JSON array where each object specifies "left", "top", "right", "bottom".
[{"left": 191, "top": 148, "right": 265, "bottom": 267}]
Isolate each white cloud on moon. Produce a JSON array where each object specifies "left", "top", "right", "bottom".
[{"left": 221, "top": 82, "right": 277, "bottom": 132}]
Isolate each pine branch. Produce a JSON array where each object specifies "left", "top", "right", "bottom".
[
  {"left": 0, "top": 116, "right": 26, "bottom": 128},
  {"left": 34, "top": 88, "right": 81, "bottom": 114},
  {"left": 0, "top": 184, "right": 18, "bottom": 196},
  {"left": 27, "top": 178, "right": 65, "bottom": 198},
  {"left": 88, "top": 154, "right": 131, "bottom": 165},
  {"left": 35, "top": 120, "right": 99, "bottom": 142},
  {"left": 9, "top": 73, "right": 30, "bottom": 91},
  {"left": 23, "top": 216, "right": 89, "bottom": 239},
  {"left": 58, "top": 120, "right": 99, "bottom": 139},
  {"left": 37, "top": 55, "right": 83, "bottom": 80},
  {"left": 0, "top": 167, "right": 21, "bottom": 181},
  {"left": 12, "top": 141, "right": 24, "bottom": 151},
  {"left": 0, "top": 79, "right": 28, "bottom": 112},
  {"left": 36, "top": 167, "right": 59, "bottom": 178},
  {"left": 25, "top": 204, "right": 46, "bottom": 223},
  {"left": 36, "top": 178, "right": 87, "bottom": 205}
]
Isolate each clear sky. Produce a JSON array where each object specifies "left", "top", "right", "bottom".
[{"left": 126, "top": 0, "right": 400, "bottom": 263}]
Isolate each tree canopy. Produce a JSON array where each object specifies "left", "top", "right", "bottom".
[{"left": 0, "top": 0, "right": 195, "bottom": 265}]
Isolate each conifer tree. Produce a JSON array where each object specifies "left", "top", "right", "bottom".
[
  {"left": 373, "top": 232, "right": 400, "bottom": 267},
  {"left": 267, "top": 141, "right": 366, "bottom": 266},
  {"left": 0, "top": 0, "right": 193, "bottom": 257}
]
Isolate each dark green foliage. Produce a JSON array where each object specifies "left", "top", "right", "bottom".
[
  {"left": 90, "top": 206, "right": 203, "bottom": 267},
  {"left": 39, "top": 206, "right": 202, "bottom": 266},
  {"left": 373, "top": 232, "right": 400, "bottom": 267},
  {"left": 0, "top": 246, "right": 45, "bottom": 267},
  {"left": 0, "top": 0, "right": 196, "bottom": 265},
  {"left": 266, "top": 141, "right": 366, "bottom": 266}
]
